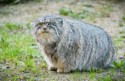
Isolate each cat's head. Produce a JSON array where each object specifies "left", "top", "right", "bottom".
[{"left": 30, "top": 15, "right": 63, "bottom": 45}]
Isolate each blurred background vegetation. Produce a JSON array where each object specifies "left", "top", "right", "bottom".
[
  {"left": 0, "top": 0, "right": 125, "bottom": 81},
  {"left": 0, "top": 0, "right": 125, "bottom": 4},
  {"left": 0, "top": 0, "right": 34, "bottom": 4}
]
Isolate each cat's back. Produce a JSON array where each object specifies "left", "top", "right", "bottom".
[{"left": 64, "top": 18, "right": 107, "bottom": 36}]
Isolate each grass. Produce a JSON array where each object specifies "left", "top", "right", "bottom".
[
  {"left": 119, "top": 15, "right": 125, "bottom": 27},
  {"left": 59, "top": 3, "right": 112, "bottom": 22},
  {"left": 113, "top": 36, "right": 125, "bottom": 49},
  {"left": 0, "top": 22, "right": 47, "bottom": 80},
  {"left": 122, "top": 16, "right": 125, "bottom": 21},
  {"left": 98, "top": 75, "right": 112, "bottom": 81},
  {"left": 112, "top": 60, "right": 125, "bottom": 69},
  {"left": 59, "top": 7, "right": 89, "bottom": 19},
  {"left": 113, "top": 15, "right": 125, "bottom": 50},
  {"left": 4, "top": 22, "right": 22, "bottom": 30}
]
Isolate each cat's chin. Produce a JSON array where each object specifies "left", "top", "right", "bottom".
[
  {"left": 37, "top": 33, "right": 57, "bottom": 45},
  {"left": 41, "top": 30, "right": 49, "bottom": 33}
]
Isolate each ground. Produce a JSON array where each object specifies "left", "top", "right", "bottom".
[{"left": 0, "top": 0, "right": 125, "bottom": 81}]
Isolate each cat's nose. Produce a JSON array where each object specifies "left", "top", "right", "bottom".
[{"left": 43, "top": 28, "right": 46, "bottom": 30}]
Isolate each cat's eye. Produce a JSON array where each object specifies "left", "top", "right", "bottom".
[
  {"left": 47, "top": 22, "right": 52, "bottom": 26},
  {"left": 37, "top": 26, "right": 41, "bottom": 29},
  {"left": 36, "top": 23, "right": 43, "bottom": 28},
  {"left": 47, "top": 22, "right": 56, "bottom": 27},
  {"left": 37, "top": 23, "right": 43, "bottom": 27}
]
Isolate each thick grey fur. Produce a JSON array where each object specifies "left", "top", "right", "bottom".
[{"left": 30, "top": 15, "right": 115, "bottom": 73}]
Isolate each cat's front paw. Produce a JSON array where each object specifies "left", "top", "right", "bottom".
[{"left": 57, "top": 68, "right": 70, "bottom": 73}]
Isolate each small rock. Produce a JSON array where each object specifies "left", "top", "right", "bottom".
[
  {"left": 17, "top": 61, "right": 25, "bottom": 67},
  {"left": 119, "top": 56, "right": 125, "bottom": 59},
  {"left": 0, "top": 64, "right": 6, "bottom": 69},
  {"left": 23, "top": 70, "right": 29, "bottom": 73},
  {"left": 123, "top": 40, "right": 125, "bottom": 43}
]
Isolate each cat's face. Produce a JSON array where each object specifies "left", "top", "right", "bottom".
[
  {"left": 30, "top": 15, "right": 63, "bottom": 45},
  {"left": 35, "top": 22, "right": 55, "bottom": 35}
]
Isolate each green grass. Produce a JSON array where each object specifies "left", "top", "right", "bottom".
[
  {"left": 4, "top": 22, "right": 22, "bottom": 30},
  {"left": 97, "top": 75, "right": 112, "bottom": 81},
  {"left": 59, "top": 7, "right": 89, "bottom": 19},
  {"left": 0, "top": 22, "right": 47, "bottom": 80},
  {"left": 113, "top": 37, "right": 124, "bottom": 49},
  {"left": 59, "top": 4, "right": 112, "bottom": 22},
  {"left": 113, "top": 31, "right": 125, "bottom": 49},
  {"left": 119, "top": 15, "right": 125, "bottom": 27},
  {"left": 112, "top": 60, "right": 125, "bottom": 69},
  {"left": 122, "top": 16, "right": 125, "bottom": 21}
]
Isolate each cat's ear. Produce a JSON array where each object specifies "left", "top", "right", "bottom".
[
  {"left": 30, "top": 18, "right": 41, "bottom": 28},
  {"left": 53, "top": 18, "right": 63, "bottom": 27}
]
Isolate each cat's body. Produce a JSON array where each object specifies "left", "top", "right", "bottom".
[{"left": 30, "top": 15, "right": 115, "bottom": 73}]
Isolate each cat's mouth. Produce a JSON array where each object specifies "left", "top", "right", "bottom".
[{"left": 41, "top": 30, "right": 49, "bottom": 33}]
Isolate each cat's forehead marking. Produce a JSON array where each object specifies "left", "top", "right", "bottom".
[
  {"left": 38, "top": 15, "right": 60, "bottom": 22},
  {"left": 37, "top": 17, "right": 52, "bottom": 24},
  {"left": 35, "top": 15, "right": 61, "bottom": 25}
]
